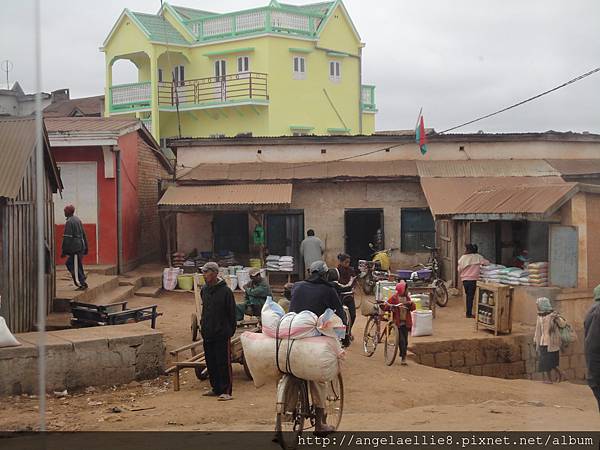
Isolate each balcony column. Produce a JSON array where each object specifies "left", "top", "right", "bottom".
[
  {"left": 105, "top": 57, "right": 113, "bottom": 117},
  {"left": 150, "top": 47, "right": 160, "bottom": 141}
]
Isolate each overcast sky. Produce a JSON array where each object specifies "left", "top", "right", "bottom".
[{"left": 1, "top": 0, "right": 599, "bottom": 133}]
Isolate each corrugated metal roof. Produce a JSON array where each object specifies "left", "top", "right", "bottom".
[
  {"left": 43, "top": 95, "right": 104, "bottom": 117},
  {"left": 45, "top": 117, "right": 140, "bottom": 133},
  {"left": 179, "top": 161, "right": 418, "bottom": 182},
  {"left": 416, "top": 160, "right": 560, "bottom": 178},
  {"left": 452, "top": 183, "right": 578, "bottom": 216},
  {"left": 0, "top": 117, "right": 38, "bottom": 198},
  {"left": 546, "top": 159, "right": 600, "bottom": 176},
  {"left": 420, "top": 176, "right": 566, "bottom": 217},
  {"left": 158, "top": 184, "right": 293, "bottom": 209}
]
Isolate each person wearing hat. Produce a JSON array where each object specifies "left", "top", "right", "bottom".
[
  {"left": 199, "top": 262, "right": 236, "bottom": 401},
  {"left": 513, "top": 249, "right": 530, "bottom": 270},
  {"left": 236, "top": 268, "right": 272, "bottom": 321},
  {"left": 584, "top": 284, "right": 600, "bottom": 411},
  {"left": 533, "top": 297, "right": 564, "bottom": 384},
  {"left": 289, "top": 260, "right": 347, "bottom": 435},
  {"left": 61, "top": 205, "right": 89, "bottom": 290}
]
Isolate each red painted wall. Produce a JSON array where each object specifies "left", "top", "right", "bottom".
[{"left": 52, "top": 147, "right": 117, "bottom": 265}]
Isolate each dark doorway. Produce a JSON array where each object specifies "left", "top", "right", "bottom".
[
  {"left": 344, "top": 209, "right": 383, "bottom": 267},
  {"left": 213, "top": 213, "right": 249, "bottom": 254},
  {"left": 266, "top": 212, "right": 304, "bottom": 275}
]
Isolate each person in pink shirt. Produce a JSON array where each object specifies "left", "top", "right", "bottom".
[{"left": 458, "top": 244, "right": 489, "bottom": 318}]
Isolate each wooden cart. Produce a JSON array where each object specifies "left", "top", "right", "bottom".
[
  {"left": 475, "top": 282, "right": 513, "bottom": 335},
  {"left": 166, "top": 325, "right": 257, "bottom": 391}
]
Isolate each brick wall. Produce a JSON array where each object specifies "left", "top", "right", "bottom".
[
  {"left": 409, "top": 331, "right": 587, "bottom": 382},
  {"left": 136, "top": 136, "right": 170, "bottom": 268}
]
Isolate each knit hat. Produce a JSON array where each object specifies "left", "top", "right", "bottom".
[
  {"left": 395, "top": 280, "right": 407, "bottom": 296},
  {"left": 594, "top": 284, "right": 600, "bottom": 301},
  {"left": 536, "top": 297, "right": 553, "bottom": 313},
  {"left": 309, "top": 260, "right": 328, "bottom": 274}
]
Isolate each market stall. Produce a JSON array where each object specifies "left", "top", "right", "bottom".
[{"left": 158, "top": 183, "right": 302, "bottom": 289}]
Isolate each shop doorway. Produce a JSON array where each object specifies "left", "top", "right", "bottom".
[
  {"left": 213, "top": 212, "right": 249, "bottom": 254},
  {"left": 344, "top": 209, "right": 383, "bottom": 267},
  {"left": 265, "top": 212, "right": 304, "bottom": 275}
]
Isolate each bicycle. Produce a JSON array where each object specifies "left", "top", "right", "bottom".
[
  {"left": 362, "top": 300, "right": 407, "bottom": 366},
  {"left": 274, "top": 372, "right": 344, "bottom": 449}
]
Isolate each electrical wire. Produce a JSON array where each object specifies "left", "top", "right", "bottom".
[{"left": 437, "top": 66, "right": 600, "bottom": 134}]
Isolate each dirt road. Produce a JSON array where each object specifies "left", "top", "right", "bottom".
[{"left": 0, "top": 291, "right": 598, "bottom": 432}]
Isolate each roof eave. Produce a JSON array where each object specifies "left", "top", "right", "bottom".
[{"left": 102, "top": 9, "right": 152, "bottom": 50}]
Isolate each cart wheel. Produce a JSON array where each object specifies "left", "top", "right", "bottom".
[
  {"left": 241, "top": 354, "right": 253, "bottom": 380},
  {"left": 191, "top": 313, "right": 199, "bottom": 342},
  {"left": 195, "top": 367, "right": 209, "bottom": 380}
]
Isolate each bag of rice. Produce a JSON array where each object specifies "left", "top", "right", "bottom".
[
  {"left": 277, "top": 311, "right": 320, "bottom": 339},
  {"left": 261, "top": 297, "right": 285, "bottom": 338}
]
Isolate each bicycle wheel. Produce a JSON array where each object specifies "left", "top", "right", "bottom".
[
  {"left": 362, "top": 316, "right": 378, "bottom": 357},
  {"left": 325, "top": 373, "right": 344, "bottom": 429},
  {"left": 384, "top": 322, "right": 399, "bottom": 366},
  {"left": 434, "top": 280, "right": 449, "bottom": 307},
  {"left": 276, "top": 376, "right": 307, "bottom": 450}
]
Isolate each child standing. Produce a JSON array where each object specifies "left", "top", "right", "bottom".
[
  {"left": 534, "top": 297, "right": 564, "bottom": 383},
  {"left": 383, "top": 281, "right": 416, "bottom": 365}
]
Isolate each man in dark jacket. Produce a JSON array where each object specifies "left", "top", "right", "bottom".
[
  {"left": 61, "top": 205, "right": 88, "bottom": 290},
  {"left": 290, "top": 260, "right": 347, "bottom": 435},
  {"left": 584, "top": 284, "right": 600, "bottom": 411},
  {"left": 200, "top": 262, "right": 237, "bottom": 401}
]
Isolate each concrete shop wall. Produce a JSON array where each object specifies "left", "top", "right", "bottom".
[
  {"left": 0, "top": 324, "right": 165, "bottom": 395},
  {"left": 176, "top": 139, "right": 600, "bottom": 171},
  {"left": 173, "top": 181, "right": 432, "bottom": 267}
]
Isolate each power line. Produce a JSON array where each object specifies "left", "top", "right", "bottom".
[
  {"left": 176, "top": 65, "right": 600, "bottom": 176},
  {"left": 437, "top": 66, "right": 600, "bottom": 134}
]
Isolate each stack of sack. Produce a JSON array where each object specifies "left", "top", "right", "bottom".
[
  {"left": 266, "top": 255, "right": 280, "bottom": 271},
  {"left": 171, "top": 252, "right": 186, "bottom": 268},
  {"left": 278, "top": 256, "right": 294, "bottom": 272},
  {"left": 498, "top": 267, "right": 529, "bottom": 286},
  {"left": 527, "top": 262, "right": 549, "bottom": 287},
  {"left": 479, "top": 264, "right": 506, "bottom": 283},
  {"left": 241, "top": 298, "right": 345, "bottom": 388},
  {"left": 217, "top": 251, "right": 236, "bottom": 267}
]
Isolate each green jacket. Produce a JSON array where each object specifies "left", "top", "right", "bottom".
[{"left": 244, "top": 279, "right": 272, "bottom": 306}]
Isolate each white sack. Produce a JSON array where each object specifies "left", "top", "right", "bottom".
[
  {"left": 411, "top": 310, "right": 433, "bottom": 337},
  {"left": 241, "top": 332, "right": 343, "bottom": 388},
  {"left": 277, "top": 311, "right": 320, "bottom": 339},
  {"left": 0, "top": 316, "right": 20, "bottom": 348},
  {"left": 261, "top": 297, "right": 285, "bottom": 338}
]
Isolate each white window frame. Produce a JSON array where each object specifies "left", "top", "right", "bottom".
[
  {"left": 293, "top": 56, "right": 306, "bottom": 80},
  {"left": 215, "top": 60, "right": 227, "bottom": 79},
  {"left": 173, "top": 65, "right": 185, "bottom": 86},
  {"left": 237, "top": 55, "right": 250, "bottom": 73},
  {"left": 329, "top": 60, "right": 341, "bottom": 82}
]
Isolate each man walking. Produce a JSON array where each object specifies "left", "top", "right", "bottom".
[
  {"left": 584, "top": 284, "right": 600, "bottom": 411},
  {"left": 61, "top": 205, "right": 88, "bottom": 290},
  {"left": 200, "top": 262, "right": 237, "bottom": 401},
  {"left": 300, "top": 229, "right": 324, "bottom": 276}
]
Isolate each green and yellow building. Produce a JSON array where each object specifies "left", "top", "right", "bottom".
[{"left": 102, "top": 0, "right": 377, "bottom": 140}]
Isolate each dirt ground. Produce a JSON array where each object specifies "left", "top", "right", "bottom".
[{"left": 0, "top": 290, "right": 598, "bottom": 432}]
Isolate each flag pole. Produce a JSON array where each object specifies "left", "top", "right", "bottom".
[{"left": 414, "top": 107, "right": 423, "bottom": 131}]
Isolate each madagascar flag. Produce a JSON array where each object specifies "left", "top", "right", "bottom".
[{"left": 415, "top": 115, "right": 428, "bottom": 155}]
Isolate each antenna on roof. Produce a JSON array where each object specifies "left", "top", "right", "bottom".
[{"left": 1, "top": 60, "right": 13, "bottom": 90}]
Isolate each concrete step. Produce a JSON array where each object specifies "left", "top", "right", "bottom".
[
  {"left": 141, "top": 275, "right": 162, "bottom": 287},
  {"left": 90, "top": 285, "right": 136, "bottom": 306},
  {"left": 134, "top": 286, "right": 162, "bottom": 298},
  {"left": 44, "top": 312, "right": 72, "bottom": 331},
  {"left": 119, "top": 275, "right": 144, "bottom": 290},
  {"left": 85, "top": 265, "right": 118, "bottom": 276},
  {"left": 54, "top": 274, "right": 120, "bottom": 312}
]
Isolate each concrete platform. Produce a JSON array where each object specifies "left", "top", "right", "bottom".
[
  {"left": 134, "top": 286, "right": 162, "bottom": 298},
  {"left": 0, "top": 324, "right": 165, "bottom": 395}
]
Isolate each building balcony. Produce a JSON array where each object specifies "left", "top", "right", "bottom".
[
  {"left": 187, "top": 6, "right": 323, "bottom": 42},
  {"left": 361, "top": 85, "right": 377, "bottom": 113},
  {"left": 109, "top": 72, "right": 269, "bottom": 114}
]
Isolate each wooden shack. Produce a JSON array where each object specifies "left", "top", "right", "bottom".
[{"left": 0, "top": 117, "right": 62, "bottom": 333}]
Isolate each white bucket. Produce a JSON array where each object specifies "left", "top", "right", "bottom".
[
  {"left": 226, "top": 274, "right": 239, "bottom": 291},
  {"left": 237, "top": 269, "right": 250, "bottom": 289}
]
